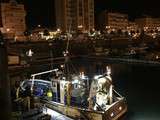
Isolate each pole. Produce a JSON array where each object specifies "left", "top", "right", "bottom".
[
  {"left": 0, "top": 32, "right": 11, "bottom": 120},
  {"left": 109, "top": 84, "right": 113, "bottom": 104},
  {"left": 106, "top": 66, "right": 113, "bottom": 104}
]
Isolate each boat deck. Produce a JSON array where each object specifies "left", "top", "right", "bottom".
[{"left": 43, "top": 107, "right": 73, "bottom": 120}]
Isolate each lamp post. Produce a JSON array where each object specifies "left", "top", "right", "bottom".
[
  {"left": 26, "top": 49, "right": 34, "bottom": 68},
  {"left": 0, "top": 31, "right": 11, "bottom": 120}
]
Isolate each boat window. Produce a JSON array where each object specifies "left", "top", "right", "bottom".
[
  {"left": 33, "top": 81, "right": 51, "bottom": 92},
  {"left": 74, "top": 83, "right": 78, "bottom": 89},
  {"left": 21, "top": 80, "right": 32, "bottom": 90}
]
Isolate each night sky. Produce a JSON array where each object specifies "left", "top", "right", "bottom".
[
  {"left": 23, "top": 0, "right": 55, "bottom": 29},
  {"left": 95, "top": 0, "right": 160, "bottom": 18},
  {"left": 21, "top": 0, "right": 160, "bottom": 28}
]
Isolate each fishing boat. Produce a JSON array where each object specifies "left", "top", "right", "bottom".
[{"left": 20, "top": 64, "right": 127, "bottom": 120}]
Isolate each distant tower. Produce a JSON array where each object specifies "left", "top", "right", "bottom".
[{"left": 55, "top": 0, "right": 94, "bottom": 33}]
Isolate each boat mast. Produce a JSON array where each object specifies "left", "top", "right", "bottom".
[
  {"left": 64, "top": 22, "right": 72, "bottom": 106},
  {"left": 63, "top": 20, "right": 72, "bottom": 81}
]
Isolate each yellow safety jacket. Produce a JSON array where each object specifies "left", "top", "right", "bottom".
[
  {"left": 16, "top": 87, "right": 20, "bottom": 99},
  {"left": 47, "top": 90, "right": 53, "bottom": 98}
]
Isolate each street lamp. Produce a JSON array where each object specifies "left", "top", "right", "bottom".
[
  {"left": 26, "top": 49, "right": 34, "bottom": 57},
  {"left": 57, "top": 28, "right": 61, "bottom": 32},
  {"left": 38, "top": 24, "right": 41, "bottom": 27},
  {"left": 78, "top": 25, "right": 83, "bottom": 29},
  {"left": 25, "top": 49, "right": 34, "bottom": 67},
  {"left": 6, "top": 28, "right": 10, "bottom": 32},
  {"left": 106, "top": 26, "right": 110, "bottom": 29}
]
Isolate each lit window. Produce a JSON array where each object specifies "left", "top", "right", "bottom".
[{"left": 110, "top": 112, "right": 114, "bottom": 117}]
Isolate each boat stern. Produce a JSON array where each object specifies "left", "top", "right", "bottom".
[{"left": 103, "top": 98, "right": 127, "bottom": 120}]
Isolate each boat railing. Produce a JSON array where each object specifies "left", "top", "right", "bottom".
[
  {"left": 113, "top": 89, "right": 123, "bottom": 98},
  {"left": 30, "top": 69, "right": 59, "bottom": 92},
  {"left": 31, "top": 69, "right": 59, "bottom": 79}
]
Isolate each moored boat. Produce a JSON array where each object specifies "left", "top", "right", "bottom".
[{"left": 20, "top": 66, "right": 127, "bottom": 120}]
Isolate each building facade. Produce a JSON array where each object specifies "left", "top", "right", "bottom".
[
  {"left": 135, "top": 17, "right": 160, "bottom": 32},
  {"left": 98, "top": 11, "right": 128, "bottom": 31},
  {"left": 0, "top": 0, "right": 26, "bottom": 40},
  {"left": 127, "top": 21, "right": 139, "bottom": 32},
  {"left": 55, "top": 0, "right": 94, "bottom": 33}
]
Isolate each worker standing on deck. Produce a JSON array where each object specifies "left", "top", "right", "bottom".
[
  {"left": 46, "top": 88, "right": 53, "bottom": 101},
  {"left": 22, "top": 86, "right": 31, "bottom": 111},
  {"left": 11, "top": 81, "right": 22, "bottom": 111},
  {"left": 66, "top": 82, "right": 72, "bottom": 106}
]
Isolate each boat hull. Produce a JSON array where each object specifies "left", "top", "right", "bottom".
[{"left": 41, "top": 98, "right": 127, "bottom": 120}]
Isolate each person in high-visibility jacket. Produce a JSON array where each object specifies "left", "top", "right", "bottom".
[
  {"left": 66, "top": 82, "right": 72, "bottom": 106},
  {"left": 46, "top": 88, "right": 53, "bottom": 101},
  {"left": 11, "top": 81, "right": 22, "bottom": 111}
]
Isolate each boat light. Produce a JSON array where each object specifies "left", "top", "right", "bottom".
[
  {"left": 106, "top": 66, "right": 111, "bottom": 76},
  {"left": 119, "top": 106, "right": 122, "bottom": 111},
  {"left": 26, "top": 49, "right": 34, "bottom": 57},
  {"left": 43, "top": 108, "right": 54, "bottom": 117},
  {"left": 110, "top": 112, "right": 114, "bottom": 117},
  {"left": 98, "top": 77, "right": 107, "bottom": 84},
  {"left": 156, "top": 55, "right": 159, "bottom": 59},
  {"left": 72, "top": 79, "right": 79, "bottom": 84},
  {"left": 80, "top": 72, "right": 85, "bottom": 79},
  {"left": 94, "top": 75, "right": 101, "bottom": 79}
]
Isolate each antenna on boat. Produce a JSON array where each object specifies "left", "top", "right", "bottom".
[
  {"left": 62, "top": 21, "right": 78, "bottom": 81},
  {"left": 63, "top": 22, "right": 72, "bottom": 81},
  {"left": 62, "top": 21, "right": 73, "bottom": 106}
]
